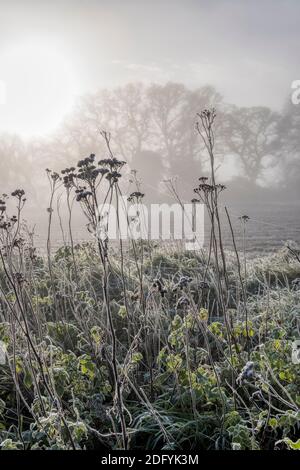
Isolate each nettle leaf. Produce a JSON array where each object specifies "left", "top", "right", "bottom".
[
  {"left": 71, "top": 421, "right": 88, "bottom": 442},
  {"left": 166, "top": 354, "right": 183, "bottom": 372},
  {"left": 118, "top": 306, "right": 127, "bottom": 319},
  {"left": 199, "top": 308, "right": 208, "bottom": 321},
  {"left": 273, "top": 339, "right": 281, "bottom": 351},
  {"left": 131, "top": 352, "right": 143, "bottom": 364},
  {"left": 24, "top": 368, "right": 33, "bottom": 389},
  {"left": 279, "top": 371, "right": 286, "bottom": 380},
  {"left": 15, "top": 358, "right": 23, "bottom": 374},
  {"left": 79, "top": 355, "right": 96, "bottom": 379},
  {"left": 0, "top": 439, "right": 22, "bottom": 450},
  {"left": 209, "top": 322, "right": 223, "bottom": 338},
  {"left": 276, "top": 438, "right": 300, "bottom": 450},
  {"left": 232, "top": 442, "right": 242, "bottom": 450},
  {"left": 90, "top": 326, "right": 103, "bottom": 345},
  {"left": 268, "top": 417, "right": 278, "bottom": 429},
  {"left": 225, "top": 411, "right": 242, "bottom": 429}
]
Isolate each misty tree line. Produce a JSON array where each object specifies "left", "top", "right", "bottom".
[{"left": 1, "top": 82, "right": 300, "bottom": 202}]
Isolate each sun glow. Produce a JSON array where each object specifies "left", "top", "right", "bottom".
[{"left": 0, "top": 41, "right": 80, "bottom": 137}]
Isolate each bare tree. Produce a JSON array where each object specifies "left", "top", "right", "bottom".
[
  {"left": 224, "top": 106, "right": 280, "bottom": 183},
  {"left": 147, "top": 83, "right": 222, "bottom": 194},
  {"left": 276, "top": 100, "right": 300, "bottom": 195},
  {"left": 0, "top": 134, "right": 32, "bottom": 188}
]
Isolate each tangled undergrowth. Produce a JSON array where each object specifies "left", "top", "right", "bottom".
[{"left": 0, "top": 112, "right": 299, "bottom": 451}]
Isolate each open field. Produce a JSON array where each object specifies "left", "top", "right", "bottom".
[
  {"left": 0, "top": 113, "right": 299, "bottom": 451},
  {"left": 31, "top": 201, "right": 300, "bottom": 256}
]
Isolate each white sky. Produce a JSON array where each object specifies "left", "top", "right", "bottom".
[{"left": 0, "top": 0, "right": 299, "bottom": 136}]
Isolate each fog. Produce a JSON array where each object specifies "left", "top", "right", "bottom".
[
  {"left": 1, "top": 0, "right": 300, "bottom": 114},
  {"left": 0, "top": 0, "right": 300, "bottom": 247}
]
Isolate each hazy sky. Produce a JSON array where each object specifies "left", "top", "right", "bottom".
[{"left": 0, "top": 0, "right": 299, "bottom": 136}]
